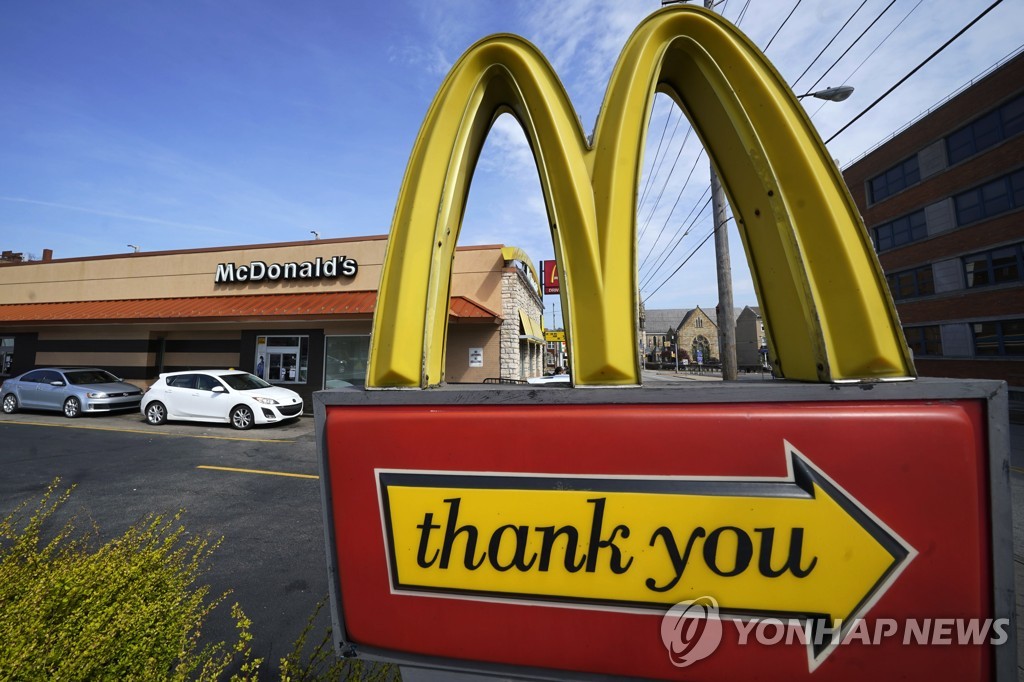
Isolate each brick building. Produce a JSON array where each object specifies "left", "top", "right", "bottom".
[{"left": 842, "top": 51, "right": 1024, "bottom": 394}]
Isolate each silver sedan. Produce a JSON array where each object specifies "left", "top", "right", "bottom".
[{"left": 1, "top": 367, "right": 143, "bottom": 418}]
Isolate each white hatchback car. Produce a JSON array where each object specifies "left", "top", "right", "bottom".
[{"left": 141, "top": 370, "right": 303, "bottom": 430}]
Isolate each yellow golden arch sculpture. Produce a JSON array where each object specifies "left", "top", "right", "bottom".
[{"left": 367, "top": 5, "right": 914, "bottom": 388}]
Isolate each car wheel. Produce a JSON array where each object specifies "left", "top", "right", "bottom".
[
  {"left": 230, "top": 405, "right": 254, "bottom": 430},
  {"left": 63, "top": 396, "right": 82, "bottom": 418},
  {"left": 1, "top": 394, "right": 17, "bottom": 414},
  {"left": 145, "top": 401, "right": 167, "bottom": 425}
]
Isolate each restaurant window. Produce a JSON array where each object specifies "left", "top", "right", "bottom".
[
  {"left": 255, "top": 336, "right": 309, "bottom": 384},
  {"left": 324, "top": 335, "right": 370, "bottom": 388}
]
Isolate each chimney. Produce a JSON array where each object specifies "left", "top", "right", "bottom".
[{"left": 42, "top": 249, "right": 53, "bottom": 261}]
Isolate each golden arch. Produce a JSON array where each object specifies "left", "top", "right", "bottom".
[{"left": 367, "top": 5, "right": 914, "bottom": 388}]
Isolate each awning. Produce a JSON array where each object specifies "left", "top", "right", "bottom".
[
  {"left": 518, "top": 310, "right": 545, "bottom": 344},
  {"left": 0, "top": 291, "right": 501, "bottom": 324}
]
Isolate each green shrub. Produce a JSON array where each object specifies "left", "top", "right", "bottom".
[
  {"left": 0, "top": 480, "right": 260, "bottom": 681},
  {"left": 278, "top": 599, "right": 395, "bottom": 682}
]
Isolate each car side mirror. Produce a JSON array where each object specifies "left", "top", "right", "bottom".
[{"left": 212, "top": 386, "right": 226, "bottom": 393}]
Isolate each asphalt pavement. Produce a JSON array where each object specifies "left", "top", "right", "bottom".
[
  {"left": 2, "top": 389, "right": 1023, "bottom": 678},
  {"left": 0, "top": 409, "right": 326, "bottom": 675}
]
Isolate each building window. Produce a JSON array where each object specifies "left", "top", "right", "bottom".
[
  {"left": 255, "top": 335, "right": 309, "bottom": 383},
  {"left": 692, "top": 335, "right": 711, "bottom": 364},
  {"left": 904, "top": 326, "right": 942, "bottom": 357},
  {"left": 324, "top": 335, "right": 369, "bottom": 387},
  {"left": 869, "top": 155, "right": 921, "bottom": 203},
  {"left": 872, "top": 210, "right": 927, "bottom": 252},
  {"left": 954, "top": 169, "right": 1024, "bottom": 226},
  {"left": 973, "top": 319, "right": 1024, "bottom": 357},
  {"left": 887, "top": 265, "right": 934, "bottom": 300},
  {"left": 696, "top": 317, "right": 703, "bottom": 328},
  {"left": 963, "top": 243, "right": 1023, "bottom": 288},
  {"left": 946, "top": 93, "right": 1024, "bottom": 165}
]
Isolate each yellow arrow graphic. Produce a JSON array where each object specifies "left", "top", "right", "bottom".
[{"left": 378, "top": 441, "right": 916, "bottom": 669}]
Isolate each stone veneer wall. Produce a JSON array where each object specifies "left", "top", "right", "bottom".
[{"left": 500, "top": 265, "right": 544, "bottom": 379}]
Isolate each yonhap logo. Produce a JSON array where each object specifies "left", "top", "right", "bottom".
[{"left": 660, "top": 596, "right": 723, "bottom": 667}]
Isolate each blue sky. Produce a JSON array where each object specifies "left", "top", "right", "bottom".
[{"left": 2, "top": 0, "right": 1022, "bottom": 322}]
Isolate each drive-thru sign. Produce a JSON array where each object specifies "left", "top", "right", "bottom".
[
  {"left": 316, "top": 5, "right": 1014, "bottom": 680},
  {"left": 319, "top": 386, "right": 1012, "bottom": 679}
]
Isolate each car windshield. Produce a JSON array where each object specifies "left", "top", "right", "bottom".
[
  {"left": 220, "top": 373, "right": 272, "bottom": 391},
  {"left": 65, "top": 370, "right": 119, "bottom": 385}
]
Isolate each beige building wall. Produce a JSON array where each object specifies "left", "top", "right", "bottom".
[
  {"left": 450, "top": 246, "right": 504, "bottom": 316},
  {"left": 0, "top": 238, "right": 513, "bottom": 315},
  {"left": 0, "top": 237, "right": 387, "bottom": 304},
  {"left": 445, "top": 324, "right": 503, "bottom": 383}
]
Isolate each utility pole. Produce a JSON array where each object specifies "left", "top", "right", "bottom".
[
  {"left": 710, "top": 168, "right": 736, "bottom": 379},
  {"left": 706, "top": 0, "right": 737, "bottom": 380}
]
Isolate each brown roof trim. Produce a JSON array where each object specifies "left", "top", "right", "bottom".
[{"left": 0, "top": 290, "right": 502, "bottom": 325}]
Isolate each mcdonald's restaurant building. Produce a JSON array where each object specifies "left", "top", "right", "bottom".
[{"left": 0, "top": 237, "right": 547, "bottom": 409}]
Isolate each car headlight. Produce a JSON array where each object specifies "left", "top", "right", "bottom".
[
  {"left": 87, "top": 392, "right": 107, "bottom": 398},
  {"left": 252, "top": 396, "right": 279, "bottom": 405}
]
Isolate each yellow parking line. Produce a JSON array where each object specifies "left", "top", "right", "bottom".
[
  {"left": 198, "top": 465, "right": 318, "bottom": 480},
  {"left": 0, "top": 419, "right": 292, "bottom": 443},
  {"left": 1012, "top": 466, "right": 1024, "bottom": 475}
]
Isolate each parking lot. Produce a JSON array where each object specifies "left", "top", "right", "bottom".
[
  {"left": 3, "top": 394, "right": 1024, "bottom": 677},
  {"left": 0, "top": 408, "right": 327, "bottom": 673}
]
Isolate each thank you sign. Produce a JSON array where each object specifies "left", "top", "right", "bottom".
[{"left": 319, "top": 395, "right": 1009, "bottom": 680}]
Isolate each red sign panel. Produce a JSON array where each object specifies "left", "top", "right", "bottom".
[
  {"left": 322, "top": 399, "right": 1001, "bottom": 680},
  {"left": 541, "top": 259, "right": 559, "bottom": 295}
]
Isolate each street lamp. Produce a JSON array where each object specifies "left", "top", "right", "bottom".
[{"left": 797, "top": 85, "right": 855, "bottom": 102}]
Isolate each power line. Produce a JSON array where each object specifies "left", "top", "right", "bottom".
[
  {"left": 640, "top": 193, "right": 712, "bottom": 291},
  {"left": 637, "top": 125, "right": 695, "bottom": 243},
  {"left": 764, "top": 0, "right": 803, "bottom": 53},
  {"left": 808, "top": 0, "right": 926, "bottom": 120},
  {"left": 826, "top": 0, "right": 1006, "bottom": 144},
  {"left": 733, "top": 0, "right": 752, "bottom": 26},
  {"left": 805, "top": 0, "right": 899, "bottom": 95},
  {"left": 637, "top": 100, "right": 677, "bottom": 218},
  {"left": 791, "top": 0, "right": 869, "bottom": 91},
  {"left": 639, "top": 184, "right": 711, "bottom": 286},
  {"left": 638, "top": 148, "right": 706, "bottom": 274},
  {"left": 642, "top": 223, "right": 716, "bottom": 303}
]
